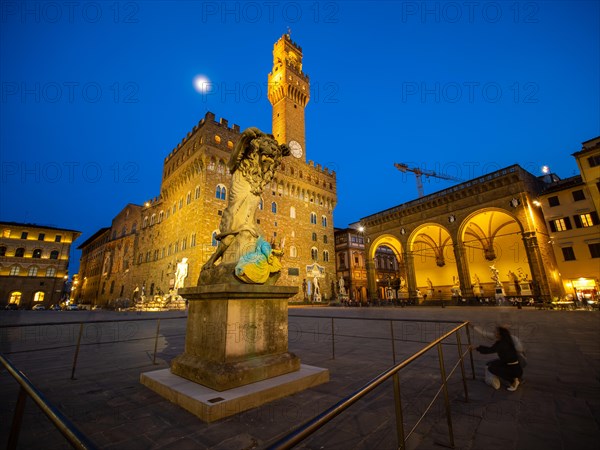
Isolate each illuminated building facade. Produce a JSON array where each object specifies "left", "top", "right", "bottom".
[
  {"left": 77, "top": 34, "right": 337, "bottom": 306},
  {"left": 0, "top": 222, "right": 81, "bottom": 308},
  {"left": 538, "top": 137, "right": 600, "bottom": 304},
  {"left": 359, "top": 165, "right": 564, "bottom": 304}
]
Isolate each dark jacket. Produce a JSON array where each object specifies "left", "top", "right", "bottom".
[{"left": 476, "top": 339, "right": 519, "bottom": 364}]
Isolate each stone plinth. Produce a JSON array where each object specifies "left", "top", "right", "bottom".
[
  {"left": 141, "top": 364, "right": 329, "bottom": 422},
  {"left": 171, "top": 284, "right": 300, "bottom": 391}
]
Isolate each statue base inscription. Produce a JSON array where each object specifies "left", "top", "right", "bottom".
[{"left": 171, "top": 283, "right": 300, "bottom": 391}]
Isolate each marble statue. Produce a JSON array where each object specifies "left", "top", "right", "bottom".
[
  {"left": 338, "top": 276, "right": 346, "bottom": 296},
  {"left": 174, "top": 257, "right": 189, "bottom": 290},
  {"left": 201, "top": 127, "right": 290, "bottom": 273}
]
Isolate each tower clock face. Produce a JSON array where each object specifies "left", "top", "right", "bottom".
[{"left": 289, "top": 140, "right": 303, "bottom": 158}]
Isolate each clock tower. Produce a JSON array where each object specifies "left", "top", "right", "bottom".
[{"left": 267, "top": 33, "right": 310, "bottom": 162}]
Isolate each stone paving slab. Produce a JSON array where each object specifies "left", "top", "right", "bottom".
[{"left": 0, "top": 307, "right": 599, "bottom": 449}]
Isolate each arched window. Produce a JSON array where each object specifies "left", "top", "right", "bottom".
[
  {"left": 0, "top": 246, "right": 6, "bottom": 256},
  {"left": 312, "top": 232, "right": 317, "bottom": 242},
  {"left": 290, "top": 206, "right": 296, "bottom": 219},
  {"left": 289, "top": 246, "right": 297, "bottom": 258},
  {"left": 217, "top": 160, "right": 225, "bottom": 174},
  {"left": 121, "top": 226, "right": 127, "bottom": 236},
  {"left": 195, "top": 185, "right": 201, "bottom": 199},
  {"left": 28, "top": 266, "right": 38, "bottom": 276},
  {"left": 132, "top": 222, "right": 137, "bottom": 233},
  {"left": 323, "top": 250, "right": 329, "bottom": 262},
  {"left": 150, "top": 214, "right": 156, "bottom": 226},
  {"left": 32, "top": 249, "right": 42, "bottom": 258},
  {"left": 211, "top": 231, "right": 219, "bottom": 247},
  {"left": 158, "top": 211, "right": 164, "bottom": 223},
  {"left": 216, "top": 185, "right": 227, "bottom": 200},
  {"left": 311, "top": 247, "right": 318, "bottom": 261},
  {"left": 323, "top": 235, "right": 328, "bottom": 244},
  {"left": 186, "top": 191, "right": 192, "bottom": 204},
  {"left": 208, "top": 158, "right": 216, "bottom": 171},
  {"left": 9, "top": 291, "right": 22, "bottom": 305},
  {"left": 321, "top": 215, "right": 327, "bottom": 227},
  {"left": 227, "top": 140, "right": 234, "bottom": 149},
  {"left": 10, "top": 266, "right": 20, "bottom": 276},
  {"left": 15, "top": 248, "right": 25, "bottom": 257},
  {"left": 33, "top": 291, "right": 45, "bottom": 302},
  {"left": 271, "top": 202, "right": 277, "bottom": 214},
  {"left": 143, "top": 216, "right": 148, "bottom": 228},
  {"left": 258, "top": 198, "right": 263, "bottom": 210},
  {"left": 310, "top": 212, "right": 317, "bottom": 224},
  {"left": 46, "top": 267, "right": 56, "bottom": 277},
  {"left": 214, "top": 135, "right": 221, "bottom": 144}
]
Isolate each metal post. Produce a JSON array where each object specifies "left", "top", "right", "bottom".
[
  {"left": 456, "top": 331, "right": 469, "bottom": 402},
  {"left": 392, "top": 373, "right": 406, "bottom": 449},
  {"left": 153, "top": 318, "right": 161, "bottom": 365},
  {"left": 7, "top": 386, "right": 27, "bottom": 450},
  {"left": 465, "top": 323, "right": 475, "bottom": 379},
  {"left": 437, "top": 343, "right": 455, "bottom": 448},
  {"left": 390, "top": 320, "right": 396, "bottom": 364},
  {"left": 331, "top": 317, "right": 335, "bottom": 360},
  {"left": 70, "top": 323, "right": 84, "bottom": 380}
]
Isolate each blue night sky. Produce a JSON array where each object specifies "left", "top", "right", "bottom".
[{"left": 1, "top": 1, "right": 599, "bottom": 274}]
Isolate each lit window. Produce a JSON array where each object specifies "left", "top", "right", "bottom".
[
  {"left": 580, "top": 214, "right": 594, "bottom": 227},
  {"left": 46, "top": 267, "right": 56, "bottom": 277},
  {"left": 9, "top": 291, "right": 21, "bottom": 304},
  {"left": 33, "top": 291, "right": 45, "bottom": 302},
  {"left": 227, "top": 141, "right": 234, "bottom": 149},
  {"left": 214, "top": 135, "right": 221, "bottom": 144},
  {"left": 10, "top": 266, "right": 20, "bottom": 276}
]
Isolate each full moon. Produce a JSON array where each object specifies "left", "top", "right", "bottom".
[{"left": 193, "top": 75, "right": 211, "bottom": 94}]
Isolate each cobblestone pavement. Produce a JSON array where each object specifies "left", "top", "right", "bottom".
[{"left": 1, "top": 306, "right": 598, "bottom": 449}]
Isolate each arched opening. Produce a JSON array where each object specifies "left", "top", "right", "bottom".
[
  {"left": 409, "top": 224, "right": 456, "bottom": 302},
  {"left": 461, "top": 209, "right": 530, "bottom": 303}
]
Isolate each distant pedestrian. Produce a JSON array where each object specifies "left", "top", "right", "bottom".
[{"left": 474, "top": 325, "right": 524, "bottom": 392}]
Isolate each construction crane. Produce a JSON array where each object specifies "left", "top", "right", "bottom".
[{"left": 394, "top": 163, "right": 462, "bottom": 198}]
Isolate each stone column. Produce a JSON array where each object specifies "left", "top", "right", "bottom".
[
  {"left": 453, "top": 243, "right": 474, "bottom": 299},
  {"left": 403, "top": 251, "right": 419, "bottom": 300},
  {"left": 366, "top": 258, "right": 377, "bottom": 303},
  {"left": 521, "top": 232, "right": 558, "bottom": 302}
]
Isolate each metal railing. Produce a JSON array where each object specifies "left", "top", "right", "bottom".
[
  {"left": 266, "top": 320, "right": 474, "bottom": 449},
  {"left": 0, "top": 352, "right": 98, "bottom": 450},
  {"left": 0, "top": 315, "right": 187, "bottom": 379}
]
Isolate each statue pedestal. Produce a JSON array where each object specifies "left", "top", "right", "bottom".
[
  {"left": 171, "top": 284, "right": 300, "bottom": 391},
  {"left": 141, "top": 283, "right": 329, "bottom": 422},
  {"left": 519, "top": 282, "right": 532, "bottom": 296},
  {"left": 473, "top": 284, "right": 483, "bottom": 296}
]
